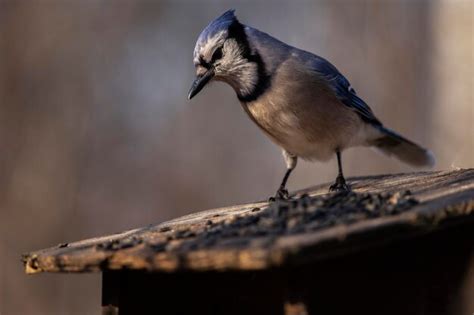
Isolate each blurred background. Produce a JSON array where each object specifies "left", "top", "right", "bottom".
[{"left": 0, "top": 0, "right": 472, "bottom": 314}]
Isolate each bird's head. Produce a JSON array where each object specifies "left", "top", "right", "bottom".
[{"left": 188, "top": 10, "right": 261, "bottom": 101}]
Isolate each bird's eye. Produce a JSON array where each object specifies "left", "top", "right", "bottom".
[{"left": 211, "top": 46, "right": 223, "bottom": 62}]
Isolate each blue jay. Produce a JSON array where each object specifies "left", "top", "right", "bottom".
[{"left": 188, "top": 10, "right": 434, "bottom": 199}]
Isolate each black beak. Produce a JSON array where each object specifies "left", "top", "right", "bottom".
[{"left": 188, "top": 68, "right": 214, "bottom": 100}]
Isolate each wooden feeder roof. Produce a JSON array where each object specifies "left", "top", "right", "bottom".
[{"left": 23, "top": 170, "right": 474, "bottom": 274}]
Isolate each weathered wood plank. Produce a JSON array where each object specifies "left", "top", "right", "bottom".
[
  {"left": 23, "top": 169, "right": 474, "bottom": 274},
  {"left": 101, "top": 222, "right": 474, "bottom": 315}
]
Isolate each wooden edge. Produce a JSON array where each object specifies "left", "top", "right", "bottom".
[
  {"left": 23, "top": 170, "right": 474, "bottom": 274},
  {"left": 23, "top": 185, "right": 474, "bottom": 274}
]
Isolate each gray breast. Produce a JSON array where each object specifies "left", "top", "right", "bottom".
[{"left": 241, "top": 57, "right": 366, "bottom": 161}]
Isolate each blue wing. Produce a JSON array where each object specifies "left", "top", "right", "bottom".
[{"left": 309, "top": 56, "right": 382, "bottom": 126}]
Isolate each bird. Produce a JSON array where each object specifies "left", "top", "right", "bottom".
[{"left": 188, "top": 10, "right": 434, "bottom": 199}]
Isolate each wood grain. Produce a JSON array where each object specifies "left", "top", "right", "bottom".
[{"left": 23, "top": 169, "right": 474, "bottom": 274}]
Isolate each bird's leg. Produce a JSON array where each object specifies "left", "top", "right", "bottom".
[
  {"left": 329, "top": 149, "right": 351, "bottom": 192},
  {"left": 275, "top": 168, "right": 293, "bottom": 200},
  {"left": 271, "top": 150, "right": 297, "bottom": 201}
]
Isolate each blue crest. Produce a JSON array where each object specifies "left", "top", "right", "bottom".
[{"left": 197, "top": 9, "right": 238, "bottom": 44}]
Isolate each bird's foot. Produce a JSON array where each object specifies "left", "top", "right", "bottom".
[
  {"left": 329, "top": 175, "right": 351, "bottom": 192},
  {"left": 269, "top": 187, "right": 290, "bottom": 202}
]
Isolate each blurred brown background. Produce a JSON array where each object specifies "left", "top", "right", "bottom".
[{"left": 0, "top": 0, "right": 472, "bottom": 314}]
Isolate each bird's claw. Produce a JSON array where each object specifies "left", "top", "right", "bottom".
[
  {"left": 269, "top": 187, "right": 290, "bottom": 202},
  {"left": 329, "top": 176, "right": 351, "bottom": 192}
]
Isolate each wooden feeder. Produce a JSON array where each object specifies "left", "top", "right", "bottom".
[{"left": 23, "top": 170, "right": 474, "bottom": 315}]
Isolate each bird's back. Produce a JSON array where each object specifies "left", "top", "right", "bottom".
[{"left": 242, "top": 27, "right": 376, "bottom": 160}]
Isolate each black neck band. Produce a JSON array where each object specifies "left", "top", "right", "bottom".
[{"left": 227, "top": 21, "right": 271, "bottom": 102}]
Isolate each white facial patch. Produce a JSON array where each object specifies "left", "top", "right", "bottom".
[
  {"left": 216, "top": 39, "right": 259, "bottom": 97},
  {"left": 193, "top": 32, "right": 259, "bottom": 98},
  {"left": 194, "top": 30, "right": 227, "bottom": 65}
]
